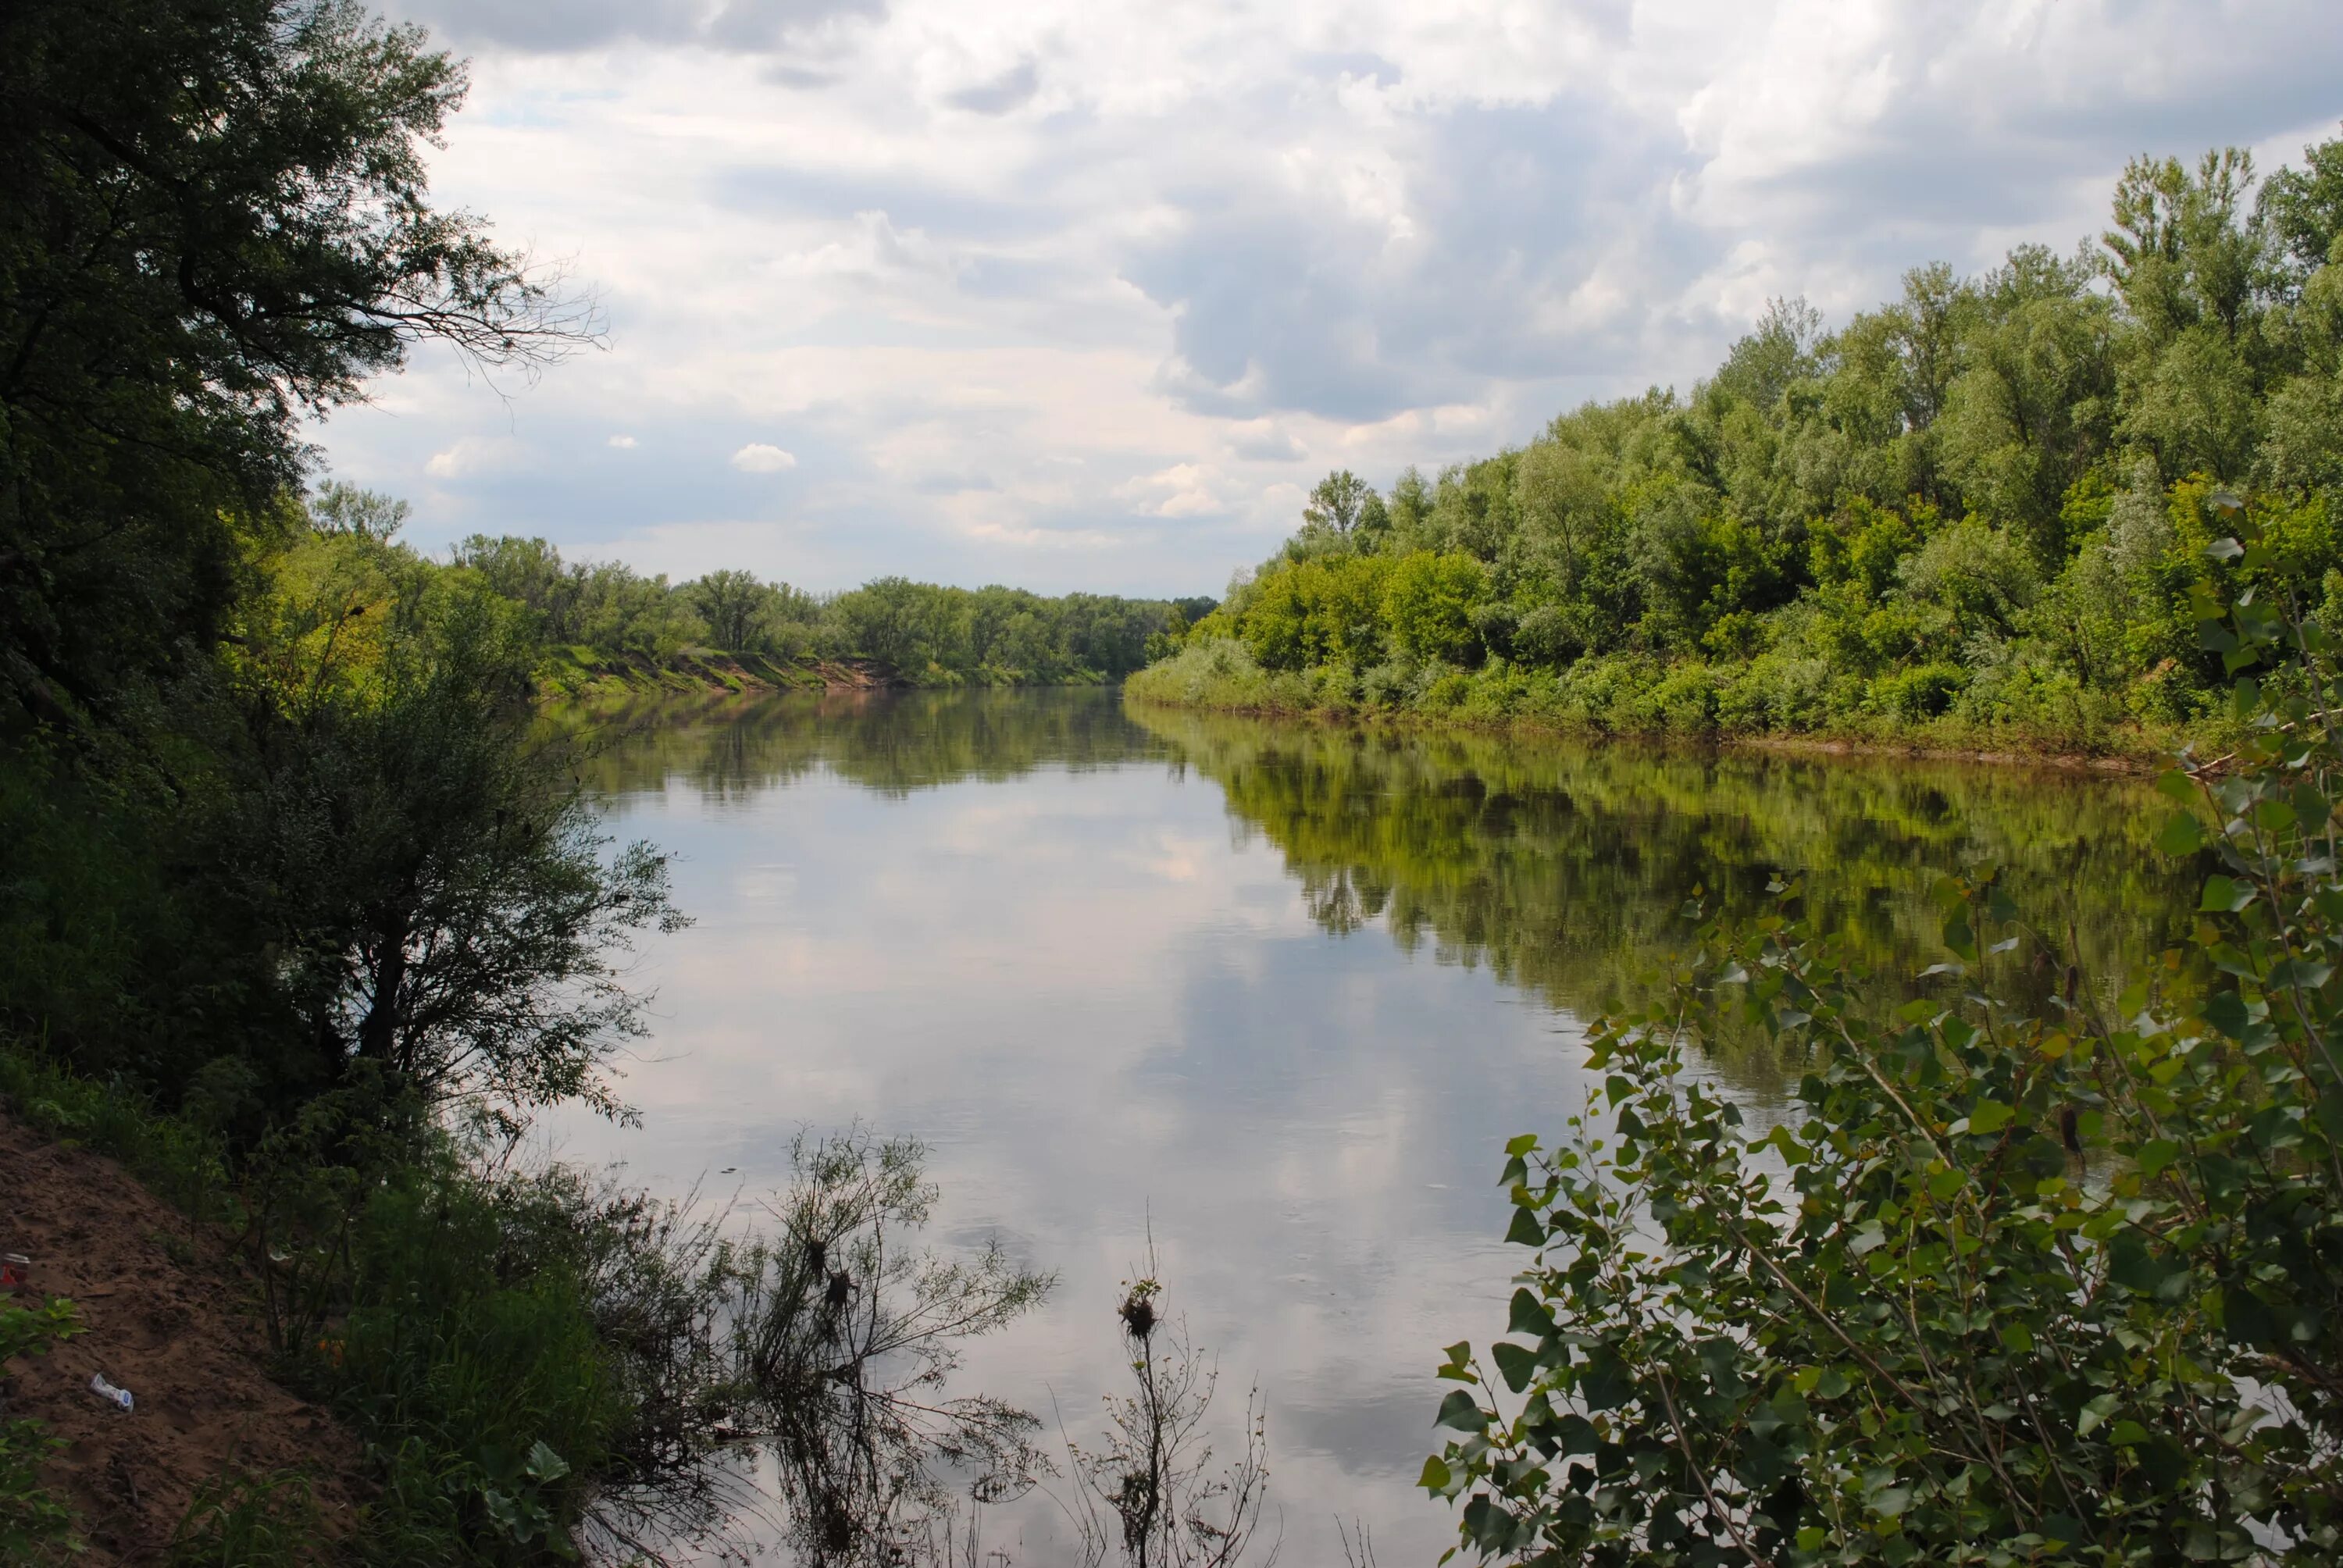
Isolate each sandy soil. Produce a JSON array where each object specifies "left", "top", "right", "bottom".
[{"left": 0, "top": 1110, "right": 366, "bottom": 1563}]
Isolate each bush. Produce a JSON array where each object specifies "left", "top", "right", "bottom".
[{"left": 1870, "top": 659, "right": 1970, "bottom": 721}]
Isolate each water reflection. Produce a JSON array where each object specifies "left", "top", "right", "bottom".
[
  {"left": 556, "top": 687, "right": 2191, "bottom": 1565},
  {"left": 562, "top": 686, "right": 1165, "bottom": 801},
  {"left": 1125, "top": 705, "right": 2195, "bottom": 1092}
]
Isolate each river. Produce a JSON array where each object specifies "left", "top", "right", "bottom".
[{"left": 552, "top": 685, "right": 2190, "bottom": 1565}]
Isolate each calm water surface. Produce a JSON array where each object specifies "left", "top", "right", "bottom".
[{"left": 554, "top": 686, "right": 2188, "bottom": 1565}]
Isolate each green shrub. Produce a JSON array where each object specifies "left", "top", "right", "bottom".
[{"left": 1870, "top": 659, "right": 1970, "bottom": 721}]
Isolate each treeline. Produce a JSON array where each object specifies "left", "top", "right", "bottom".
[
  {"left": 1134, "top": 136, "right": 2343, "bottom": 750},
  {"left": 450, "top": 532, "right": 1211, "bottom": 686}
]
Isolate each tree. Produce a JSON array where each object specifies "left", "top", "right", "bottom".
[
  {"left": 2259, "top": 127, "right": 2343, "bottom": 284},
  {"left": 1384, "top": 551, "right": 1487, "bottom": 665},
  {"left": 311, "top": 483, "right": 411, "bottom": 543},
  {"left": 688, "top": 568, "right": 772, "bottom": 651},
  {"left": 224, "top": 553, "right": 685, "bottom": 1121},
  {"left": 0, "top": 0, "right": 594, "bottom": 729},
  {"left": 1303, "top": 470, "right": 1375, "bottom": 536}
]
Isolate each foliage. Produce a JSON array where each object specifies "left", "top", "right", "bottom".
[
  {"left": 1424, "top": 524, "right": 2343, "bottom": 1563},
  {"left": 454, "top": 533, "right": 1200, "bottom": 687},
  {"left": 220, "top": 536, "right": 690, "bottom": 1123},
  {"left": 0, "top": 0, "right": 590, "bottom": 730},
  {"left": 171, "top": 1469, "right": 327, "bottom": 1568},
  {"left": 0, "top": 1295, "right": 84, "bottom": 1564},
  {"left": 1139, "top": 133, "right": 2343, "bottom": 752}
]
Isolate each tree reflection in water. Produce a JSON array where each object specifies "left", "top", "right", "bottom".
[
  {"left": 747, "top": 1132, "right": 1054, "bottom": 1564},
  {"left": 612, "top": 1135, "right": 1284, "bottom": 1566}
]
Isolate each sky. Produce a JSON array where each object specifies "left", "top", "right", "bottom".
[{"left": 321, "top": 0, "right": 2343, "bottom": 599}]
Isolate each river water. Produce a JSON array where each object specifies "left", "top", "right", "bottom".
[{"left": 555, "top": 686, "right": 2189, "bottom": 1565}]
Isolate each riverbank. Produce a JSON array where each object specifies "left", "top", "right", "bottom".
[
  {"left": 1125, "top": 637, "right": 2201, "bottom": 773},
  {"left": 0, "top": 1101, "right": 369, "bottom": 1563},
  {"left": 537, "top": 645, "right": 904, "bottom": 700}
]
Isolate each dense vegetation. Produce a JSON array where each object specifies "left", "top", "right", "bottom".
[
  {"left": 451, "top": 533, "right": 1207, "bottom": 689},
  {"left": 1134, "top": 137, "right": 2343, "bottom": 753},
  {"left": 1426, "top": 534, "right": 2343, "bottom": 1562}
]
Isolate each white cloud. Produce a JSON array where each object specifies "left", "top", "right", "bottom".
[
  {"left": 422, "top": 435, "right": 524, "bottom": 479},
  {"left": 729, "top": 442, "right": 798, "bottom": 473},
  {"left": 1117, "top": 462, "right": 1226, "bottom": 518},
  {"left": 608, "top": 433, "right": 638, "bottom": 449},
  {"left": 323, "top": 0, "right": 2343, "bottom": 593}
]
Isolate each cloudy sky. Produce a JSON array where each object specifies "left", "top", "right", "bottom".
[{"left": 322, "top": 0, "right": 2343, "bottom": 597}]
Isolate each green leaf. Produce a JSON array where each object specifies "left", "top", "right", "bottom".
[
  {"left": 1491, "top": 1341, "right": 1539, "bottom": 1394},
  {"left": 1504, "top": 1206, "right": 1546, "bottom": 1247},
  {"left": 1435, "top": 1388, "right": 1488, "bottom": 1431},
  {"left": 2199, "top": 875, "right": 2254, "bottom": 914},
  {"left": 1418, "top": 1453, "right": 1452, "bottom": 1491},
  {"left": 523, "top": 1440, "right": 570, "bottom": 1482},
  {"left": 1508, "top": 1288, "right": 1555, "bottom": 1338},
  {"left": 2202, "top": 990, "right": 2250, "bottom": 1039},
  {"left": 2156, "top": 810, "right": 2205, "bottom": 856},
  {"left": 1967, "top": 1100, "right": 2016, "bottom": 1136}
]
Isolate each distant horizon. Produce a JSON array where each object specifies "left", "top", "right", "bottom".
[{"left": 316, "top": 0, "right": 2343, "bottom": 600}]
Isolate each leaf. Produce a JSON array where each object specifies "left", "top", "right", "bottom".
[
  {"left": 2202, "top": 990, "right": 2250, "bottom": 1039},
  {"left": 1435, "top": 1388, "right": 1488, "bottom": 1432},
  {"left": 524, "top": 1440, "right": 570, "bottom": 1482},
  {"left": 2199, "top": 875, "right": 2254, "bottom": 914},
  {"left": 1967, "top": 1100, "right": 2016, "bottom": 1136},
  {"left": 1418, "top": 1454, "right": 1452, "bottom": 1492},
  {"left": 1504, "top": 1206, "right": 1546, "bottom": 1247},
  {"left": 1491, "top": 1341, "right": 1539, "bottom": 1394},
  {"left": 1508, "top": 1288, "right": 1555, "bottom": 1338}
]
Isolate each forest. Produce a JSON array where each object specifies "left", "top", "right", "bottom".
[
  {"left": 448, "top": 526, "right": 1205, "bottom": 687},
  {"left": 1134, "top": 136, "right": 2343, "bottom": 753}
]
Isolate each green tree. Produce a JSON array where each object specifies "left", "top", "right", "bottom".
[
  {"left": 688, "top": 568, "right": 774, "bottom": 651},
  {"left": 1385, "top": 551, "right": 1488, "bottom": 665},
  {"left": 224, "top": 554, "right": 686, "bottom": 1121},
  {"left": 1304, "top": 469, "right": 1375, "bottom": 536},
  {"left": 0, "top": 0, "right": 590, "bottom": 729}
]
